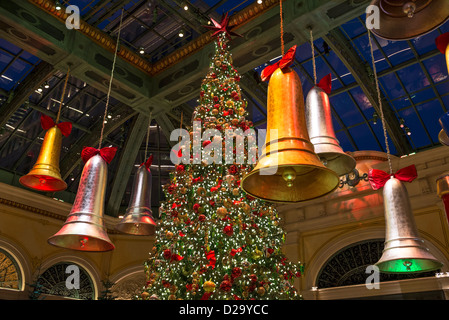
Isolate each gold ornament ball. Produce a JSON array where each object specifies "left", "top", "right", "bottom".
[
  {"left": 203, "top": 280, "right": 216, "bottom": 293},
  {"left": 141, "top": 291, "right": 150, "bottom": 300}
]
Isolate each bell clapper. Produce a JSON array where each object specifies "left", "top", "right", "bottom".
[
  {"left": 282, "top": 167, "right": 296, "bottom": 188},
  {"left": 403, "top": 2, "right": 416, "bottom": 18},
  {"left": 320, "top": 157, "right": 328, "bottom": 166},
  {"left": 403, "top": 260, "right": 413, "bottom": 271},
  {"left": 80, "top": 238, "right": 88, "bottom": 248}
]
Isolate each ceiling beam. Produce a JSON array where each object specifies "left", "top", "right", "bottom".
[
  {"left": 155, "top": 113, "right": 177, "bottom": 147},
  {"left": 0, "top": 61, "right": 55, "bottom": 130},
  {"left": 106, "top": 112, "right": 151, "bottom": 217},
  {"left": 59, "top": 102, "right": 137, "bottom": 180},
  {"left": 321, "top": 28, "right": 413, "bottom": 155}
]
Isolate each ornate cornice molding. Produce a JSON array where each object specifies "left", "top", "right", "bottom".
[
  {"left": 27, "top": 0, "right": 281, "bottom": 76},
  {"left": 0, "top": 197, "right": 120, "bottom": 234}
]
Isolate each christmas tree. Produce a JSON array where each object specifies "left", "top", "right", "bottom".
[{"left": 140, "top": 15, "right": 303, "bottom": 301}]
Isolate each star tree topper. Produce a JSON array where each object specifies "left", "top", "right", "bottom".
[{"left": 204, "top": 12, "right": 243, "bottom": 40}]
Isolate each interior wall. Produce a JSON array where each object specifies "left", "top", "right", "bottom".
[{"left": 277, "top": 147, "right": 449, "bottom": 300}]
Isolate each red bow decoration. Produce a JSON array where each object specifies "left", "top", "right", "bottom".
[
  {"left": 81, "top": 146, "right": 117, "bottom": 164},
  {"left": 368, "top": 165, "right": 418, "bottom": 190},
  {"left": 170, "top": 253, "right": 184, "bottom": 262},
  {"left": 436, "top": 33, "right": 449, "bottom": 54},
  {"left": 140, "top": 155, "right": 153, "bottom": 169},
  {"left": 230, "top": 247, "right": 243, "bottom": 256},
  {"left": 260, "top": 45, "right": 297, "bottom": 82},
  {"left": 40, "top": 114, "right": 72, "bottom": 137},
  {"left": 201, "top": 292, "right": 212, "bottom": 300},
  {"left": 316, "top": 74, "right": 332, "bottom": 94},
  {"left": 206, "top": 250, "right": 216, "bottom": 269}
]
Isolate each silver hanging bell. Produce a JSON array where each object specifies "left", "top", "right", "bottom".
[
  {"left": 375, "top": 177, "right": 443, "bottom": 273},
  {"left": 305, "top": 83, "right": 356, "bottom": 176},
  {"left": 116, "top": 158, "right": 156, "bottom": 235},
  {"left": 48, "top": 153, "right": 115, "bottom": 252}
]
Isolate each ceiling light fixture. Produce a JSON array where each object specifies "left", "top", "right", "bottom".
[
  {"left": 405, "top": 127, "right": 411, "bottom": 136},
  {"left": 257, "top": 0, "right": 263, "bottom": 4},
  {"left": 37, "top": 87, "right": 43, "bottom": 93},
  {"left": 55, "top": 0, "right": 62, "bottom": 10},
  {"left": 139, "top": 47, "right": 145, "bottom": 55},
  {"left": 184, "top": 4, "right": 189, "bottom": 10},
  {"left": 178, "top": 30, "right": 184, "bottom": 37},
  {"left": 43, "top": 82, "right": 50, "bottom": 89},
  {"left": 399, "top": 118, "right": 405, "bottom": 128}
]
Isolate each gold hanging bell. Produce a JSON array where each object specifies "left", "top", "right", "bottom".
[
  {"left": 116, "top": 157, "right": 156, "bottom": 236},
  {"left": 241, "top": 53, "right": 339, "bottom": 203},
  {"left": 375, "top": 176, "right": 443, "bottom": 273},
  {"left": 305, "top": 78, "right": 356, "bottom": 176},
  {"left": 20, "top": 125, "right": 67, "bottom": 192},
  {"left": 369, "top": 0, "right": 449, "bottom": 40},
  {"left": 48, "top": 150, "right": 116, "bottom": 252}
]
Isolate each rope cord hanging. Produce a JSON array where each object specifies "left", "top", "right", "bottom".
[
  {"left": 99, "top": 9, "right": 124, "bottom": 149},
  {"left": 280, "top": 0, "right": 284, "bottom": 56},
  {"left": 368, "top": 29, "right": 393, "bottom": 176},
  {"left": 55, "top": 68, "right": 70, "bottom": 123},
  {"left": 309, "top": 28, "right": 317, "bottom": 84},
  {"left": 144, "top": 112, "right": 153, "bottom": 160}
]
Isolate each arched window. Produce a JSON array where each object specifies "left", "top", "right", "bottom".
[
  {"left": 37, "top": 262, "right": 95, "bottom": 300},
  {"left": 316, "top": 239, "right": 439, "bottom": 289},
  {"left": 0, "top": 248, "right": 22, "bottom": 290}
]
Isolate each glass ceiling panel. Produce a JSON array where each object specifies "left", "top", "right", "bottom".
[
  {"left": 335, "top": 130, "right": 356, "bottom": 152},
  {"left": 369, "top": 122, "right": 398, "bottom": 155},
  {"left": 348, "top": 123, "right": 381, "bottom": 151},
  {"left": 397, "top": 107, "right": 431, "bottom": 149},
  {"left": 396, "top": 63, "right": 429, "bottom": 93},
  {"left": 422, "top": 54, "right": 448, "bottom": 84},
  {"left": 340, "top": 17, "right": 365, "bottom": 39},
  {"left": 378, "top": 38, "right": 415, "bottom": 67},
  {"left": 329, "top": 92, "right": 364, "bottom": 127},
  {"left": 411, "top": 28, "right": 442, "bottom": 55},
  {"left": 350, "top": 33, "right": 390, "bottom": 73},
  {"left": 416, "top": 99, "right": 445, "bottom": 144},
  {"left": 349, "top": 87, "right": 374, "bottom": 119},
  {"left": 436, "top": 80, "right": 449, "bottom": 98}
]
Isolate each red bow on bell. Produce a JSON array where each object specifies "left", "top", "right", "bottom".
[
  {"left": 81, "top": 146, "right": 117, "bottom": 164},
  {"left": 368, "top": 165, "right": 417, "bottom": 190},
  {"left": 40, "top": 114, "right": 72, "bottom": 137},
  {"left": 260, "top": 45, "right": 297, "bottom": 82},
  {"left": 436, "top": 33, "right": 449, "bottom": 54},
  {"left": 316, "top": 74, "right": 332, "bottom": 94},
  {"left": 140, "top": 155, "right": 153, "bottom": 169}
]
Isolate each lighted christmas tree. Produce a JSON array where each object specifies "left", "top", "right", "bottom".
[{"left": 140, "top": 14, "right": 303, "bottom": 301}]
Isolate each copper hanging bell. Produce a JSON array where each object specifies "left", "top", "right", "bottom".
[
  {"left": 116, "top": 159, "right": 156, "bottom": 236},
  {"left": 436, "top": 171, "right": 449, "bottom": 224},
  {"left": 48, "top": 153, "right": 115, "bottom": 252},
  {"left": 436, "top": 34, "right": 449, "bottom": 146},
  {"left": 20, "top": 126, "right": 67, "bottom": 192},
  {"left": 241, "top": 66, "right": 339, "bottom": 203},
  {"left": 375, "top": 177, "right": 443, "bottom": 273},
  {"left": 305, "top": 83, "right": 356, "bottom": 176},
  {"left": 369, "top": 0, "right": 449, "bottom": 40}
]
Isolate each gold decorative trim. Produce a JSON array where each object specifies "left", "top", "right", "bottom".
[
  {"left": 27, "top": 0, "right": 280, "bottom": 75},
  {"left": 0, "top": 198, "right": 120, "bottom": 234}
]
